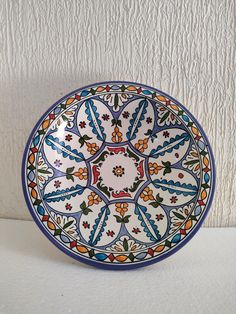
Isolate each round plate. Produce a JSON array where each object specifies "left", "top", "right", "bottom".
[{"left": 22, "top": 81, "right": 215, "bottom": 270}]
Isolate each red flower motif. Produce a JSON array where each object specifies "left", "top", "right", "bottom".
[
  {"left": 79, "top": 121, "right": 86, "bottom": 128},
  {"left": 170, "top": 196, "right": 178, "bottom": 203},
  {"left": 163, "top": 131, "right": 170, "bottom": 138},
  {"left": 102, "top": 114, "right": 110, "bottom": 121},
  {"left": 65, "top": 203, "right": 72, "bottom": 211},
  {"left": 122, "top": 111, "right": 130, "bottom": 119},
  {"left": 132, "top": 227, "right": 141, "bottom": 234},
  {"left": 156, "top": 213, "right": 164, "bottom": 221},
  {"left": 54, "top": 180, "right": 61, "bottom": 188},
  {"left": 83, "top": 221, "right": 90, "bottom": 229},
  {"left": 65, "top": 134, "right": 73, "bottom": 141},
  {"left": 106, "top": 230, "right": 115, "bottom": 237},
  {"left": 146, "top": 117, "right": 152, "bottom": 124}
]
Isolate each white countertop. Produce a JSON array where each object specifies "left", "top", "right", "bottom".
[{"left": 0, "top": 219, "right": 235, "bottom": 314}]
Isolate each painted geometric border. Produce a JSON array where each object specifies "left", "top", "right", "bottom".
[{"left": 22, "top": 81, "right": 216, "bottom": 270}]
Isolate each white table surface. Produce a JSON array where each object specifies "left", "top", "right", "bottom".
[{"left": 0, "top": 219, "right": 235, "bottom": 314}]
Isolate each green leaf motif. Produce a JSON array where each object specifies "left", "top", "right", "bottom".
[
  {"left": 89, "top": 249, "right": 95, "bottom": 257},
  {"left": 113, "top": 215, "right": 123, "bottom": 223},
  {"left": 83, "top": 135, "right": 92, "bottom": 141},
  {"left": 63, "top": 220, "right": 74, "bottom": 230},
  {"left": 123, "top": 215, "right": 131, "bottom": 223},
  {"left": 34, "top": 199, "right": 42, "bottom": 206},
  {"left": 37, "top": 169, "right": 52, "bottom": 174},
  {"left": 54, "top": 229, "right": 62, "bottom": 236},
  {"left": 66, "top": 167, "right": 75, "bottom": 174},
  {"left": 128, "top": 252, "right": 135, "bottom": 261},
  {"left": 129, "top": 179, "right": 144, "bottom": 192},
  {"left": 184, "top": 159, "right": 199, "bottom": 165},
  {"left": 117, "top": 119, "right": 122, "bottom": 127},
  {"left": 90, "top": 88, "right": 95, "bottom": 95},
  {"left": 144, "top": 129, "right": 152, "bottom": 136},
  {"left": 113, "top": 215, "right": 131, "bottom": 224},
  {"left": 79, "top": 135, "right": 92, "bottom": 147},
  {"left": 79, "top": 137, "right": 85, "bottom": 147},
  {"left": 149, "top": 194, "right": 163, "bottom": 208},
  {"left": 80, "top": 201, "right": 87, "bottom": 210},
  {"left": 83, "top": 207, "right": 92, "bottom": 215},
  {"left": 114, "top": 93, "right": 119, "bottom": 110},
  {"left": 127, "top": 147, "right": 139, "bottom": 162},
  {"left": 66, "top": 174, "right": 74, "bottom": 182},
  {"left": 202, "top": 183, "right": 210, "bottom": 189},
  {"left": 163, "top": 168, "right": 172, "bottom": 175},
  {"left": 111, "top": 118, "right": 122, "bottom": 127},
  {"left": 149, "top": 201, "right": 159, "bottom": 208},
  {"left": 80, "top": 201, "right": 92, "bottom": 215},
  {"left": 93, "top": 151, "right": 109, "bottom": 164},
  {"left": 190, "top": 215, "right": 198, "bottom": 221},
  {"left": 156, "top": 194, "right": 164, "bottom": 203},
  {"left": 60, "top": 104, "right": 66, "bottom": 110},
  {"left": 173, "top": 211, "right": 185, "bottom": 220},
  {"left": 97, "top": 181, "right": 110, "bottom": 198},
  {"left": 62, "top": 115, "right": 69, "bottom": 122},
  {"left": 162, "top": 161, "right": 171, "bottom": 168},
  {"left": 162, "top": 161, "right": 172, "bottom": 176},
  {"left": 123, "top": 238, "right": 129, "bottom": 251},
  {"left": 159, "top": 111, "right": 170, "bottom": 123}
]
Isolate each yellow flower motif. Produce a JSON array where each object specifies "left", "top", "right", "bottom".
[
  {"left": 112, "top": 126, "right": 122, "bottom": 143},
  {"left": 74, "top": 167, "right": 88, "bottom": 180},
  {"left": 134, "top": 138, "right": 149, "bottom": 153},
  {"left": 148, "top": 162, "right": 163, "bottom": 175},
  {"left": 140, "top": 187, "right": 155, "bottom": 202},
  {"left": 86, "top": 142, "right": 99, "bottom": 155},
  {"left": 88, "top": 192, "right": 102, "bottom": 206},
  {"left": 115, "top": 203, "right": 129, "bottom": 217}
]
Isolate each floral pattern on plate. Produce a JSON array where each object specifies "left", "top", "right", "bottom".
[{"left": 23, "top": 82, "right": 215, "bottom": 269}]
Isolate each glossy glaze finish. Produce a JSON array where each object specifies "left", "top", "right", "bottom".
[{"left": 22, "top": 81, "right": 215, "bottom": 269}]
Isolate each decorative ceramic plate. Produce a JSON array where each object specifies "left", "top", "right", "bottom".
[{"left": 22, "top": 81, "right": 215, "bottom": 270}]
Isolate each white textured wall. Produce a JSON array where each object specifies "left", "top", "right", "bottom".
[{"left": 0, "top": 0, "right": 235, "bottom": 226}]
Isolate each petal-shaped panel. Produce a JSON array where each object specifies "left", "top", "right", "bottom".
[
  {"left": 149, "top": 167, "right": 198, "bottom": 207},
  {"left": 79, "top": 201, "right": 121, "bottom": 247},
  {"left": 149, "top": 128, "right": 191, "bottom": 164},
  {"left": 43, "top": 176, "right": 87, "bottom": 213},
  {"left": 43, "top": 131, "right": 87, "bottom": 172},
  {"left": 125, "top": 201, "right": 167, "bottom": 243},
  {"left": 77, "top": 99, "right": 114, "bottom": 144},
  {"left": 118, "top": 98, "right": 155, "bottom": 148}
]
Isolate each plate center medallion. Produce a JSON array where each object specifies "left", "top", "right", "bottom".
[{"left": 91, "top": 145, "right": 146, "bottom": 200}]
